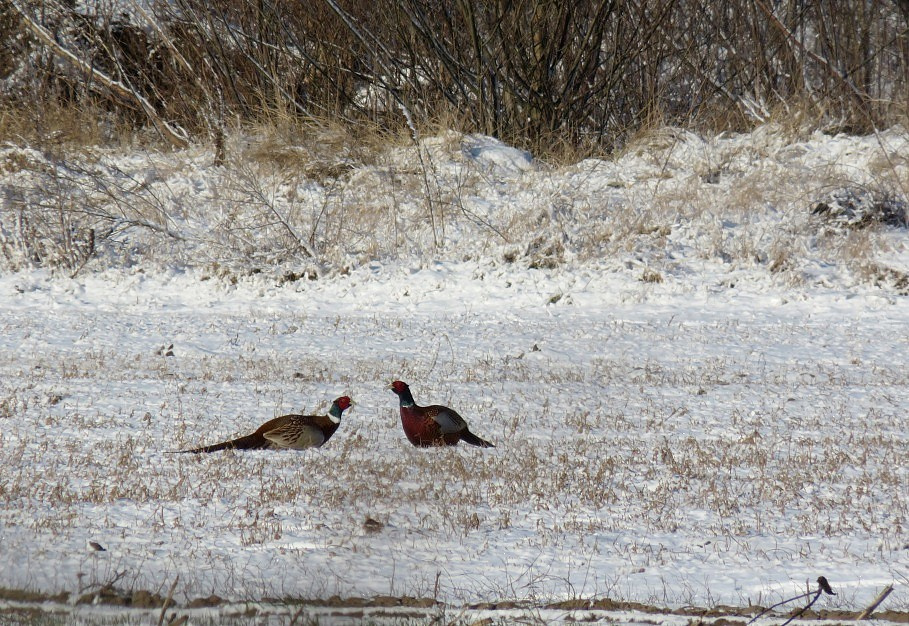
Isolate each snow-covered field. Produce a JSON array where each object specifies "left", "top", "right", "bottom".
[{"left": 1, "top": 125, "right": 908, "bottom": 621}]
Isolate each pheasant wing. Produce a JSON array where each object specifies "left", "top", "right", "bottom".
[
  {"left": 262, "top": 416, "right": 325, "bottom": 449},
  {"left": 426, "top": 405, "right": 468, "bottom": 434}
]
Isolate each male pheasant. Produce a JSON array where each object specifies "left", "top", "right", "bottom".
[
  {"left": 389, "top": 381, "right": 494, "bottom": 448},
  {"left": 176, "top": 396, "right": 351, "bottom": 453}
]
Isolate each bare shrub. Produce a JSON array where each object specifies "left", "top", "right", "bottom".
[
  {"left": 0, "top": 147, "right": 189, "bottom": 273},
  {"left": 3, "top": 1, "right": 907, "bottom": 153}
]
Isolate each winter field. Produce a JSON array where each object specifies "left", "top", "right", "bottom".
[{"left": 1, "top": 124, "right": 909, "bottom": 623}]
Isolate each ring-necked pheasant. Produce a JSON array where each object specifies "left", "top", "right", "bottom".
[
  {"left": 389, "top": 381, "right": 494, "bottom": 448},
  {"left": 175, "top": 396, "right": 351, "bottom": 453}
]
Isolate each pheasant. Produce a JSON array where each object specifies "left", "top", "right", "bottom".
[
  {"left": 389, "top": 381, "right": 494, "bottom": 448},
  {"left": 176, "top": 396, "right": 351, "bottom": 453}
]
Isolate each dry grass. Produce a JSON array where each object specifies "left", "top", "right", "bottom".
[
  {"left": 0, "top": 99, "right": 157, "bottom": 151},
  {"left": 2, "top": 104, "right": 907, "bottom": 287}
]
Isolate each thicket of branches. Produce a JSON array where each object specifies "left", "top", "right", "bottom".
[{"left": 3, "top": 0, "right": 909, "bottom": 151}]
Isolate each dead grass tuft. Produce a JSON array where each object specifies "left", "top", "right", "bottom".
[{"left": 0, "top": 100, "right": 144, "bottom": 150}]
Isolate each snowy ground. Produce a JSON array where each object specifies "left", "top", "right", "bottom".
[{"left": 1, "top": 126, "right": 908, "bottom": 621}]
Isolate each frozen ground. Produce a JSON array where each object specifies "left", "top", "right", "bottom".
[
  {"left": 1, "top": 265, "right": 907, "bottom": 611},
  {"left": 0, "top": 126, "right": 908, "bottom": 621}
]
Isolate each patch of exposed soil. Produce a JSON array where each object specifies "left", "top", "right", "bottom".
[{"left": 1, "top": 587, "right": 908, "bottom": 624}]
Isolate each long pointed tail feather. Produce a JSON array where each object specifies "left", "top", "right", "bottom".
[
  {"left": 177, "top": 433, "right": 269, "bottom": 454},
  {"left": 460, "top": 429, "right": 495, "bottom": 448}
]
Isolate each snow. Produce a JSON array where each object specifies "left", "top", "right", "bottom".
[
  {"left": 0, "top": 126, "right": 908, "bottom": 619},
  {"left": 462, "top": 135, "right": 536, "bottom": 176}
]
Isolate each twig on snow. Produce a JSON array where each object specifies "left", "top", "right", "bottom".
[
  {"left": 157, "top": 575, "right": 179, "bottom": 626},
  {"left": 856, "top": 584, "right": 894, "bottom": 620}
]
